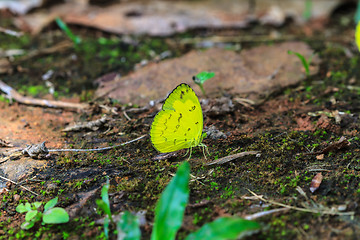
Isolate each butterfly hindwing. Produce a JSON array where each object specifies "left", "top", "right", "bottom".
[{"left": 150, "top": 83, "right": 203, "bottom": 153}]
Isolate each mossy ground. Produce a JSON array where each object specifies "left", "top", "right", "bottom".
[{"left": 1, "top": 7, "right": 360, "bottom": 240}]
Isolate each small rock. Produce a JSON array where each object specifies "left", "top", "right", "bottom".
[
  {"left": 205, "top": 125, "right": 227, "bottom": 140},
  {"left": 13, "top": 194, "right": 20, "bottom": 202},
  {"left": 46, "top": 183, "right": 58, "bottom": 192}
]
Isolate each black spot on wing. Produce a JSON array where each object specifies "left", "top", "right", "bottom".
[
  {"left": 174, "top": 124, "right": 180, "bottom": 132},
  {"left": 178, "top": 113, "right": 182, "bottom": 123}
]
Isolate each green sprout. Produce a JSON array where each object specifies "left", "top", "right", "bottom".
[
  {"left": 192, "top": 71, "right": 215, "bottom": 96},
  {"left": 288, "top": 50, "right": 313, "bottom": 77},
  {"left": 16, "top": 197, "right": 69, "bottom": 230},
  {"left": 96, "top": 177, "right": 113, "bottom": 239},
  {"left": 55, "top": 17, "right": 81, "bottom": 45},
  {"left": 96, "top": 162, "right": 260, "bottom": 240},
  {"left": 117, "top": 211, "right": 141, "bottom": 240},
  {"left": 356, "top": 21, "right": 360, "bottom": 52},
  {"left": 96, "top": 177, "right": 141, "bottom": 240},
  {"left": 151, "top": 162, "right": 261, "bottom": 240},
  {"left": 303, "top": 0, "right": 312, "bottom": 21}
]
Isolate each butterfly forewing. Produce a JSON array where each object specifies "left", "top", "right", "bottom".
[{"left": 150, "top": 83, "right": 203, "bottom": 153}]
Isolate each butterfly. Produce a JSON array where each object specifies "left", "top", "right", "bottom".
[{"left": 150, "top": 83, "right": 207, "bottom": 159}]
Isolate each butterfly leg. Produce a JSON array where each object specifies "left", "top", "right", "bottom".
[
  {"left": 198, "top": 143, "right": 209, "bottom": 160},
  {"left": 183, "top": 147, "right": 192, "bottom": 160},
  {"left": 187, "top": 146, "right": 193, "bottom": 160}
]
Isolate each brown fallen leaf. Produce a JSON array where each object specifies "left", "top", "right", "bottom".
[
  {"left": 15, "top": 0, "right": 343, "bottom": 36},
  {"left": 152, "top": 152, "right": 180, "bottom": 161},
  {"left": 62, "top": 115, "right": 110, "bottom": 132},
  {"left": 66, "top": 187, "right": 101, "bottom": 219},
  {"left": 0, "top": 58, "right": 12, "bottom": 74},
  {"left": 310, "top": 172, "right": 323, "bottom": 193},
  {"left": 0, "top": 0, "right": 44, "bottom": 15},
  {"left": 96, "top": 42, "right": 318, "bottom": 106},
  {"left": 304, "top": 136, "right": 350, "bottom": 156},
  {"left": 0, "top": 139, "right": 14, "bottom": 148},
  {"left": 206, "top": 151, "right": 260, "bottom": 165}
]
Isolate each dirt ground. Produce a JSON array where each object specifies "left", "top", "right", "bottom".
[{"left": 1, "top": 2, "right": 360, "bottom": 240}]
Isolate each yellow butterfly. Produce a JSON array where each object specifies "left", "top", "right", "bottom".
[
  {"left": 356, "top": 21, "right": 360, "bottom": 52},
  {"left": 150, "top": 83, "right": 207, "bottom": 158}
]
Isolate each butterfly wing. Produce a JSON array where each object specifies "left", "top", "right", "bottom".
[{"left": 150, "top": 83, "right": 203, "bottom": 153}]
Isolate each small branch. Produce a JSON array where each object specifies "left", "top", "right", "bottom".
[
  {"left": 0, "top": 27, "right": 23, "bottom": 37},
  {"left": 0, "top": 79, "right": 89, "bottom": 111},
  {"left": 0, "top": 175, "right": 38, "bottom": 196},
  {"left": 48, "top": 135, "right": 147, "bottom": 152},
  {"left": 247, "top": 189, "right": 354, "bottom": 216},
  {"left": 4, "top": 135, "right": 147, "bottom": 159},
  {"left": 244, "top": 207, "right": 289, "bottom": 220}
]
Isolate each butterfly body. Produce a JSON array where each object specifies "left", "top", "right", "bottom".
[{"left": 150, "top": 83, "right": 204, "bottom": 154}]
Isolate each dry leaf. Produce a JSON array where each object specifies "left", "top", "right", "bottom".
[
  {"left": 310, "top": 172, "right": 323, "bottom": 193},
  {"left": 206, "top": 151, "right": 260, "bottom": 165}
]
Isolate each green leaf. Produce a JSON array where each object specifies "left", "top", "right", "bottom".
[
  {"left": 25, "top": 210, "right": 39, "bottom": 222},
  {"left": 98, "top": 178, "right": 112, "bottom": 220},
  {"left": 355, "top": 0, "right": 360, "bottom": 23},
  {"left": 303, "top": 0, "right": 312, "bottom": 21},
  {"left": 287, "top": 50, "right": 310, "bottom": 76},
  {"left": 42, "top": 207, "right": 69, "bottom": 224},
  {"left": 185, "top": 217, "right": 261, "bottom": 240},
  {"left": 151, "top": 162, "right": 190, "bottom": 240},
  {"left": 55, "top": 17, "right": 81, "bottom": 45},
  {"left": 104, "top": 216, "right": 110, "bottom": 240},
  {"left": 21, "top": 220, "right": 35, "bottom": 230},
  {"left": 16, "top": 203, "right": 28, "bottom": 213},
  {"left": 193, "top": 71, "right": 215, "bottom": 85},
  {"left": 96, "top": 199, "right": 111, "bottom": 217},
  {"left": 44, "top": 197, "right": 58, "bottom": 212},
  {"left": 33, "top": 202, "right": 42, "bottom": 209},
  {"left": 117, "top": 211, "right": 141, "bottom": 240},
  {"left": 25, "top": 202, "right": 32, "bottom": 211},
  {"left": 356, "top": 21, "right": 360, "bottom": 52}
]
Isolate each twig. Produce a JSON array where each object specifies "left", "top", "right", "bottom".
[
  {"left": 3, "top": 135, "right": 147, "bottom": 159},
  {"left": 16, "top": 41, "right": 73, "bottom": 62},
  {"left": 0, "top": 27, "right": 23, "bottom": 37},
  {"left": 247, "top": 189, "right": 354, "bottom": 216},
  {"left": 244, "top": 207, "right": 289, "bottom": 220},
  {"left": 62, "top": 116, "right": 109, "bottom": 132},
  {"left": 206, "top": 151, "right": 260, "bottom": 165},
  {"left": 48, "top": 135, "right": 147, "bottom": 153},
  {"left": 302, "top": 136, "right": 350, "bottom": 156},
  {"left": 0, "top": 79, "right": 89, "bottom": 111},
  {"left": 123, "top": 111, "right": 132, "bottom": 121},
  {"left": 0, "top": 175, "right": 38, "bottom": 196}
]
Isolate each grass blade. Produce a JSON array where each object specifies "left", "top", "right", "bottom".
[
  {"left": 117, "top": 211, "right": 141, "bottom": 240},
  {"left": 185, "top": 217, "right": 261, "bottom": 240},
  {"left": 288, "top": 50, "right": 310, "bottom": 76},
  {"left": 151, "top": 162, "right": 190, "bottom": 240}
]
